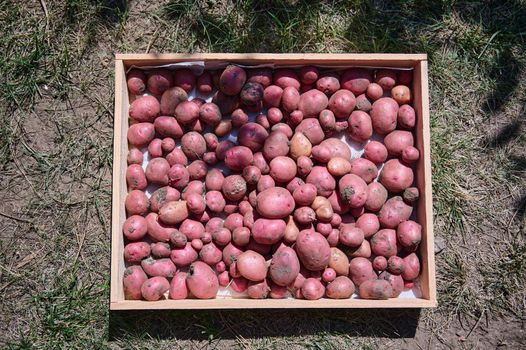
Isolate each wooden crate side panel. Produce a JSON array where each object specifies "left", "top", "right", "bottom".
[
  {"left": 413, "top": 60, "right": 436, "bottom": 304},
  {"left": 110, "top": 60, "right": 129, "bottom": 303}
]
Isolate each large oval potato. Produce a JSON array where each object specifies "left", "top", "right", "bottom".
[
  {"left": 123, "top": 265, "right": 148, "bottom": 300},
  {"left": 298, "top": 89, "right": 329, "bottom": 117},
  {"left": 326, "top": 276, "right": 355, "bottom": 299},
  {"left": 296, "top": 230, "right": 330, "bottom": 271},
  {"left": 252, "top": 218, "right": 286, "bottom": 245},
  {"left": 236, "top": 250, "right": 268, "bottom": 281},
  {"left": 256, "top": 187, "right": 295, "bottom": 219},
  {"left": 270, "top": 246, "right": 301, "bottom": 286},
  {"left": 358, "top": 279, "right": 393, "bottom": 300},
  {"left": 186, "top": 261, "right": 219, "bottom": 299}
]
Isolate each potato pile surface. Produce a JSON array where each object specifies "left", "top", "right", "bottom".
[{"left": 123, "top": 65, "right": 422, "bottom": 301}]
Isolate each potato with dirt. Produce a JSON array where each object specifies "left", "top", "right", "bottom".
[
  {"left": 125, "top": 190, "right": 150, "bottom": 216},
  {"left": 141, "top": 257, "right": 177, "bottom": 278},
  {"left": 338, "top": 174, "right": 368, "bottom": 208},
  {"left": 349, "top": 257, "right": 376, "bottom": 286},
  {"left": 378, "top": 196, "right": 413, "bottom": 229},
  {"left": 247, "top": 279, "right": 271, "bottom": 299},
  {"left": 370, "top": 229, "right": 398, "bottom": 257},
  {"left": 350, "top": 158, "right": 378, "bottom": 183},
  {"left": 391, "top": 85, "right": 411, "bottom": 105},
  {"left": 296, "top": 230, "right": 330, "bottom": 271},
  {"left": 402, "top": 253, "right": 420, "bottom": 281},
  {"left": 220, "top": 65, "right": 247, "bottom": 95},
  {"left": 147, "top": 68, "right": 173, "bottom": 96},
  {"left": 221, "top": 175, "right": 247, "bottom": 202},
  {"left": 240, "top": 82, "right": 264, "bottom": 106},
  {"left": 378, "top": 271, "right": 404, "bottom": 298},
  {"left": 181, "top": 131, "right": 206, "bottom": 160},
  {"left": 154, "top": 116, "right": 184, "bottom": 139},
  {"left": 326, "top": 276, "right": 355, "bottom": 299},
  {"left": 270, "top": 246, "right": 301, "bottom": 286},
  {"left": 126, "top": 164, "right": 147, "bottom": 190},
  {"left": 145, "top": 158, "right": 170, "bottom": 186},
  {"left": 397, "top": 220, "right": 422, "bottom": 251},
  {"left": 306, "top": 166, "right": 336, "bottom": 197},
  {"left": 173, "top": 68, "right": 195, "bottom": 92},
  {"left": 124, "top": 242, "right": 151, "bottom": 263},
  {"left": 186, "top": 261, "right": 219, "bottom": 299},
  {"left": 160, "top": 86, "right": 187, "bottom": 116},
  {"left": 158, "top": 200, "right": 188, "bottom": 225},
  {"left": 358, "top": 279, "right": 393, "bottom": 300},
  {"left": 123, "top": 265, "right": 148, "bottom": 300},
  {"left": 141, "top": 276, "right": 170, "bottom": 301},
  {"left": 127, "top": 69, "right": 147, "bottom": 95}
]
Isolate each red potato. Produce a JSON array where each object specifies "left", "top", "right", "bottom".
[
  {"left": 273, "top": 68, "right": 300, "bottom": 89},
  {"left": 270, "top": 246, "right": 301, "bottom": 286},
  {"left": 145, "top": 158, "right": 169, "bottom": 186},
  {"left": 185, "top": 192, "right": 206, "bottom": 215},
  {"left": 240, "top": 82, "right": 264, "bottom": 106},
  {"left": 387, "top": 256, "right": 405, "bottom": 275},
  {"left": 236, "top": 250, "right": 268, "bottom": 281},
  {"left": 364, "top": 141, "right": 388, "bottom": 164},
  {"left": 223, "top": 213, "right": 243, "bottom": 231},
  {"left": 255, "top": 113, "right": 270, "bottom": 130},
  {"left": 230, "top": 277, "right": 248, "bottom": 293},
  {"left": 129, "top": 95, "right": 160, "bottom": 123},
  {"left": 151, "top": 242, "right": 171, "bottom": 258},
  {"left": 350, "top": 206, "right": 365, "bottom": 217},
  {"left": 127, "top": 122, "right": 155, "bottom": 147},
  {"left": 267, "top": 107, "right": 284, "bottom": 125},
  {"left": 223, "top": 146, "right": 253, "bottom": 171},
  {"left": 196, "top": 71, "right": 213, "bottom": 93},
  {"left": 257, "top": 175, "right": 275, "bottom": 193},
  {"left": 378, "top": 271, "right": 404, "bottom": 297},
  {"left": 171, "top": 243, "right": 198, "bottom": 267},
  {"left": 338, "top": 174, "right": 368, "bottom": 208},
  {"left": 252, "top": 218, "right": 286, "bottom": 244},
  {"left": 370, "top": 97, "right": 399, "bottom": 135},
  {"left": 181, "top": 131, "right": 206, "bottom": 160},
  {"left": 204, "top": 169, "right": 224, "bottom": 192},
  {"left": 146, "top": 213, "right": 175, "bottom": 242},
  {"left": 306, "top": 166, "right": 336, "bottom": 197},
  {"left": 281, "top": 86, "right": 300, "bottom": 112},
  {"left": 123, "top": 215, "right": 148, "bottom": 241},
  {"left": 378, "top": 195, "right": 413, "bottom": 227},
  {"left": 217, "top": 271, "right": 229, "bottom": 287},
  {"left": 241, "top": 166, "right": 261, "bottom": 187},
  {"left": 247, "top": 279, "right": 271, "bottom": 299},
  {"left": 125, "top": 190, "right": 149, "bottom": 216},
  {"left": 246, "top": 239, "right": 271, "bottom": 255},
  {"left": 186, "top": 261, "right": 219, "bottom": 299},
  {"left": 247, "top": 68, "right": 273, "bottom": 88},
  {"left": 191, "top": 239, "right": 203, "bottom": 251},
  {"left": 150, "top": 187, "right": 180, "bottom": 213},
  {"left": 182, "top": 181, "right": 204, "bottom": 200},
  {"left": 179, "top": 219, "right": 205, "bottom": 240},
  {"left": 358, "top": 279, "right": 393, "bottom": 300},
  {"left": 269, "top": 156, "right": 297, "bottom": 183},
  {"left": 187, "top": 160, "right": 207, "bottom": 180},
  {"left": 228, "top": 109, "right": 247, "bottom": 129},
  {"left": 350, "top": 158, "right": 378, "bottom": 183},
  {"left": 141, "top": 257, "right": 177, "bottom": 278},
  {"left": 380, "top": 159, "right": 414, "bottom": 193},
  {"left": 371, "top": 229, "right": 398, "bottom": 257},
  {"left": 250, "top": 153, "right": 269, "bottom": 175},
  {"left": 263, "top": 85, "right": 283, "bottom": 108},
  {"left": 154, "top": 117, "right": 183, "bottom": 139},
  {"left": 295, "top": 118, "right": 325, "bottom": 146},
  {"left": 158, "top": 200, "right": 188, "bottom": 225},
  {"left": 318, "top": 138, "right": 352, "bottom": 160},
  {"left": 349, "top": 257, "right": 376, "bottom": 286},
  {"left": 296, "top": 230, "right": 330, "bottom": 271},
  {"left": 256, "top": 187, "right": 295, "bottom": 219},
  {"left": 160, "top": 86, "right": 187, "bottom": 116},
  {"left": 300, "top": 66, "right": 319, "bottom": 84},
  {"left": 317, "top": 222, "right": 332, "bottom": 236},
  {"left": 173, "top": 68, "right": 195, "bottom": 93},
  {"left": 127, "top": 148, "right": 143, "bottom": 165},
  {"left": 220, "top": 65, "right": 246, "bottom": 96},
  {"left": 222, "top": 175, "right": 247, "bottom": 202},
  {"left": 402, "top": 146, "right": 420, "bottom": 163},
  {"left": 391, "top": 85, "right": 411, "bottom": 105},
  {"left": 167, "top": 164, "right": 189, "bottom": 189},
  {"left": 322, "top": 268, "right": 336, "bottom": 283},
  {"left": 341, "top": 68, "right": 372, "bottom": 95},
  {"left": 348, "top": 110, "right": 373, "bottom": 142},
  {"left": 271, "top": 123, "right": 293, "bottom": 138},
  {"left": 212, "top": 90, "right": 240, "bottom": 115},
  {"left": 310, "top": 145, "right": 331, "bottom": 163},
  {"left": 147, "top": 69, "right": 173, "bottom": 96},
  {"left": 339, "top": 225, "right": 365, "bottom": 247},
  {"left": 169, "top": 271, "right": 188, "bottom": 300},
  {"left": 373, "top": 256, "right": 388, "bottom": 272},
  {"left": 222, "top": 242, "right": 244, "bottom": 266},
  {"left": 397, "top": 220, "right": 422, "bottom": 251},
  {"left": 238, "top": 123, "right": 269, "bottom": 152},
  {"left": 326, "top": 157, "right": 351, "bottom": 177},
  {"left": 296, "top": 156, "right": 313, "bottom": 178},
  {"left": 316, "top": 74, "right": 340, "bottom": 95},
  {"left": 398, "top": 104, "right": 416, "bottom": 130},
  {"left": 384, "top": 130, "right": 414, "bottom": 157},
  {"left": 301, "top": 278, "right": 325, "bottom": 300},
  {"left": 375, "top": 69, "right": 397, "bottom": 91},
  {"left": 126, "top": 164, "right": 147, "bottom": 190},
  {"left": 329, "top": 247, "right": 350, "bottom": 276},
  {"left": 401, "top": 253, "right": 420, "bottom": 281},
  {"left": 166, "top": 148, "right": 188, "bottom": 167},
  {"left": 328, "top": 89, "right": 356, "bottom": 118},
  {"left": 294, "top": 206, "right": 316, "bottom": 225},
  {"left": 127, "top": 69, "right": 146, "bottom": 95},
  {"left": 355, "top": 94, "right": 372, "bottom": 112},
  {"left": 366, "top": 82, "right": 383, "bottom": 101},
  {"left": 214, "top": 141, "right": 234, "bottom": 162},
  {"left": 161, "top": 138, "right": 176, "bottom": 154},
  {"left": 197, "top": 103, "right": 221, "bottom": 126},
  {"left": 170, "top": 231, "right": 188, "bottom": 248},
  {"left": 141, "top": 276, "right": 170, "bottom": 301},
  {"left": 212, "top": 228, "right": 232, "bottom": 246},
  {"left": 398, "top": 70, "right": 413, "bottom": 85},
  {"left": 403, "top": 187, "right": 419, "bottom": 204},
  {"left": 263, "top": 131, "right": 289, "bottom": 159},
  {"left": 298, "top": 89, "right": 329, "bottom": 118},
  {"left": 216, "top": 261, "right": 226, "bottom": 273},
  {"left": 123, "top": 265, "right": 148, "bottom": 300},
  {"left": 288, "top": 110, "right": 304, "bottom": 126},
  {"left": 238, "top": 201, "right": 252, "bottom": 215},
  {"left": 199, "top": 242, "right": 222, "bottom": 265},
  {"left": 293, "top": 183, "right": 317, "bottom": 206},
  {"left": 319, "top": 109, "right": 336, "bottom": 133},
  {"left": 355, "top": 213, "right": 380, "bottom": 238},
  {"left": 269, "top": 283, "right": 290, "bottom": 299},
  {"left": 347, "top": 239, "right": 372, "bottom": 258},
  {"left": 326, "top": 276, "right": 355, "bottom": 299},
  {"left": 124, "top": 242, "right": 150, "bottom": 263},
  {"left": 365, "top": 182, "right": 388, "bottom": 212}
]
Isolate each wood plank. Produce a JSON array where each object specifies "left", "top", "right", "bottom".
[
  {"left": 110, "top": 60, "right": 128, "bottom": 303},
  {"left": 110, "top": 297, "right": 437, "bottom": 310}
]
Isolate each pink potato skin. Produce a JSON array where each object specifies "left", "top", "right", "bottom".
[
  {"left": 355, "top": 94, "right": 372, "bottom": 112},
  {"left": 338, "top": 174, "right": 368, "bottom": 208},
  {"left": 273, "top": 68, "right": 300, "bottom": 89},
  {"left": 145, "top": 158, "right": 170, "bottom": 186},
  {"left": 301, "top": 278, "right": 325, "bottom": 300},
  {"left": 126, "top": 164, "right": 147, "bottom": 190},
  {"left": 125, "top": 190, "right": 150, "bottom": 216},
  {"left": 248, "top": 68, "right": 273, "bottom": 88},
  {"left": 270, "top": 246, "right": 301, "bottom": 286},
  {"left": 328, "top": 89, "right": 356, "bottom": 118},
  {"left": 384, "top": 130, "right": 414, "bottom": 156},
  {"left": 370, "top": 229, "right": 398, "bottom": 257},
  {"left": 398, "top": 104, "right": 416, "bottom": 130},
  {"left": 375, "top": 69, "right": 398, "bottom": 90},
  {"left": 397, "top": 220, "right": 422, "bottom": 251},
  {"left": 197, "top": 71, "right": 213, "bottom": 93},
  {"left": 347, "top": 239, "right": 372, "bottom": 258},
  {"left": 299, "top": 66, "right": 319, "bottom": 84},
  {"left": 256, "top": 187, "right": 295, "bottom": 219},
  {"left": 122, "top": 215, "right": 148, "bottom": 241},
  {"left": 224, "top": 146, "right": 254, "bottom": 171},
  {"left": 295, "top": 118, "right": 325, "bottom": 145},
  {"left": 236, "top": 250, "right": 268, "bottom": 281},
  {"left": 364, "top": 182, "right": 388, "bottom": 212},
  {"left": 247, "top": 279, "right": 271, "bottom": 299},
  {"left": 373, "top": 256, "right": 388, "bottom": 272},
  {"left": 263, "top": 85, "right": 283, "bottom": 108},
  {"left": 298, "top": 89, "right": 329, "bottom": 118},
  {"left": 205, "top": 168, "right": 225, "bottom": 192},
  {"left": 151, "top": 242, "right": 171, "bottom": 258},
  {"left": 124, "top": 242, "right": 151, "bottom": 263},
  {"left": 263, "top": 130, "right": 289, "bottom": 159},
  {"left": 199, "top": 242, "right": 223, "bottom": 265},
  {"left": 222, "top": 242, "right": 244, "bottom": 266},
  {"left": 238, "top": 123, "right": 269, "bottom": 152},
  {"left": 141, "top": 257, "right": 177, "bottom": 278},
  {"left": 147, "top": 69, "right": 173, "bottom": 96},
  {"left": 169, "top": 271, "right": 188, "bottom": 299},
  {"left": 252, "top": 218, "right": 286, "bottom": 244},
  {"left": 370, "top": 97, "right": 399, "bottom": 135},
  {"left": 127, "top": 69, "right": 147, "bottom": 95},
  {"left": 179, "top": 219, "right": 205, "bottom": 240},
  {"left": 339, "top": 225, "right": 365, "bottom": 247},
  {"left": 127, "top": 148, "right": 143, "bottom": 165},
  {"left": 123, "top": 265, "right": 148, "bottom": 300},
  {"left": 349, "top": 257, "right": 376, "bottom": 286},
  {"left": 269, "top": 156, "right": 297, "bottom": 183},
  {"left": 379, "top": 271, "right": 404, "bottom": 297},
  {"left": 233, "top": 227, "right": 250, "bottom": 246},
  {"left": 318, "top": 138, "right": 352, "bottom": 160},
  {"left": 348, "top": 110, "right": 373, "bottom": 143},
  {"left": 366, "top": 83, "right": 383, "bottom": 101},
  {"left": 402, "top": 146, "right": 420, "bottom": 163},
  {"left": 181, "top": 131, "right": 207, "bottom": 160},
  {"left": 306, "top": 166, "right": 336, "bottom": 197},
  {"left": 358, "top": 279, "right": 393, "bottom": 300},
  {"left": 127, "top": 122, "right": 155, "bottom": 147},
  {"left": 295, "top": 230, "right": 331, "bottom": 271},
  {"left": 174, "top": 68, "right": 195, "bottom": 92},
  {"left": 160, "top": 87, "right": 188, "bottom": 116},
  {"left": 325, "top": 276, "right": 355, "bottom": 299},
  {"left": 293, "top": 183, "right": 318, "bottom": 206},
  {"left": 364, "top": 141, "right": 388, "bottom": 164},
  {"left": 129, "top": 95, "right": 160, "bottom": 122},
  {"left": 350, "top": 158, "right": 378, "bottom": 183},
  {"left": 170, "top": 243, "right": 198, "bottom": 267},
  {"left": 341, "top": 68, "right": 372, "bottom": 95},
  {"left": 186, "top": 261, "right": 219, "bottom": 299},
  {"left": 378, "top": 196, "right": 413, "bottom": 229},
  {"left": 220, "top": 65, "right": 247, "bottom": 96},
  {"left": 150, "top": 186, "right": 180, "bottom": 212},
  {"left": 380, "top": 159, "right": 414, "bottom": 193},
  {"left": 222, "top": 175, "right": 247, "bottom": 201},
  {"left": 316, "top": 74, "right": 340, "bottom": 95},
  {"left": 154, "top": 116, "right": 184, "bottom": 139},
  {"left": 141, "top": 276, "right": 170, "bottom": 301},
  {"left": 145, "top": 212, "right": 174, "bottom": 242},
  {"left": 355, "top": 213, "right": 380, "bottom": 238},
  {"left": 281, "top": 87, "right": 300, "bottom": 112},
  {"left": 401, "top": 252, "right": 420, "bottom": 281}
]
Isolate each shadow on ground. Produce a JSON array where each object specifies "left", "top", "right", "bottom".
[{"left": 109, "top": 308, "right": 420, "bottom": 340}]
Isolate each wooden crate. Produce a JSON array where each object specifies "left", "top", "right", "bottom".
[{"left": 111, "top": 53, "right": 436, "bottom": 310}]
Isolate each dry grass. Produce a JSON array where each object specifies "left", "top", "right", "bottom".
[{"left": 0, "top": 0, "right": 525, "bottom": 349}]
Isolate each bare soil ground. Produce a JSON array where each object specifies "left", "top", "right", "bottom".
[{"left": 1, "top": 1, "right": 524, "bottom": 349}]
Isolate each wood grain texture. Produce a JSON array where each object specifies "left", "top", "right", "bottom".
[{"left": 111, "top": 54, "right": 436, "bottom": 309}]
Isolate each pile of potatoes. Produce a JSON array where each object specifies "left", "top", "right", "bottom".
[{"left": 123, "top": 64, "right": 422, "bottom": 301}]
